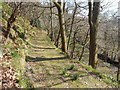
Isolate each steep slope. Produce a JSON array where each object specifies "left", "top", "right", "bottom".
[{"left": 1, "top": 3, "right": 37, "bottom": 88}]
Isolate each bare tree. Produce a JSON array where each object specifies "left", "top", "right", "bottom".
[
  {"left": 88, "top": 0, "right": 100, "bottom": 68},
  {"left": 79, "top": 29, "right": 89, "bottom": 61},
  {"left": 67, "top": 1, "right": 77, "bottom": 52},
  {"left": 5, "top": 2, "right": 22, "bottom": 38},
  {"left": 54, "top": 2, "right": 67, "bottom": 52},
  {"left": 49, "top": 2, "right": 54, "bottom": 41}
]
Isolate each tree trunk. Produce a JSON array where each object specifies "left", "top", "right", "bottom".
[
  {"left": 88, "top": 0, "right": 100, "bottom": 68},
  {"left": 54, "top": 2, "right": 66, "bottom": 52},
  {"left": 54, "top": 29, "right": 61, "bottom": 47},
  {"left": 50, "top": 2, "right": 53, "bottom": 41},
  {"left": 79, "top": 29, "right": 89, "bottom": 61},
  {"left": 67, "top": 2, "right": 77, "bottom": 52},
  {"left": 104, "top": 30, "right": 108, "bottom": 61},
  {"left": 70, "top": 31, "right": 77, "bottom": 58},
  {"left": 5, "top": 2, "right": 22, "bottom": 38}
]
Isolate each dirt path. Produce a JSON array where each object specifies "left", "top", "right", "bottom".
[{"left": 25, "top": 30, "right": 113, "bottom": 88}]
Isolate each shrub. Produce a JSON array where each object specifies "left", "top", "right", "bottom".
[
  {"left": 68, "top": 65, "right": 74, "bottom": 70},
  {"left": 71, "top": 73, "right": 79, "bottom": 81}
]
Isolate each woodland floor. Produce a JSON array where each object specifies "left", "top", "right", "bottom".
[
  {"left": 25, "top": 30, "right": 115, "bottom": 88},
  {"left": 0, "top": 30, "right": 2, "bottom": 89}
]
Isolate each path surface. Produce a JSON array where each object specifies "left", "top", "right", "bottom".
[{"left": 26, "top": 30, "right": 112, "bottom": 88}]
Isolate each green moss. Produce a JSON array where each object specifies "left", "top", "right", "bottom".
[
  {"left": 18, "top": 76, "right": 32, "bottom": 88},
  {"left": 11, "top": 48, "right": 31, "bottom": 88},
  {"left": 2, "top": 18, "right": 7, "bottom": 27},
  {"left": 79, "top": 61, "right": 118, "bottom": 87},
  {"left": 2, "top": 3, "right": 33, "bottom": 88},
  {"left": 2, "top": 2, "right": 12, "bottom": 15}
]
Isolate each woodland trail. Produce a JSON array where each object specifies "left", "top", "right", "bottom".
[{"left": 25, "top": 30, "right": 113, "bottom": 88}]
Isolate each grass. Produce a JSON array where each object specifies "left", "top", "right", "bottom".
[
  {"left": 60, "top": 69, "right": 67, "bottom": 75},
  {"left": 65, "top": 58, "right": 119, "bottom": 87},
  {"left": 71, "top": 73, "right": 80, "bottom": 81},
  {"left": 11, "top": 48, "right": 31, "bottom": 88},
  {"left": 78, "top": 61, "right": 119, "bottom": 87},
  {"left": 26, "top": 29, "right": 119, "bottom": 88},
  {"left": 67, "top": 65, "right": 75, "bottom": 70},
  {"left": 2, "top": 3, "right": 12, "bottom": 15}
]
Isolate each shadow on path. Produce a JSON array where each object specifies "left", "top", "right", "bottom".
[
  {"left": 31, "top": 45, "right": 56, "bottom": 50},
  {"left": 43, "top": 79, "right": 71, "bottom": 88},
  {"left": 26, "top": 56, "right": 69, "bottom": 62},
  {"left": 43, "top": 74, "right": 90, "bottom": 88}
]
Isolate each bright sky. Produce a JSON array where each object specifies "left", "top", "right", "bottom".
[
  {"left": 62, "top": 0, "right": 120, "bottom": 13},
  {"left": 75, "top": 0, "right": 120, "bottom": 16},
  {"left": 2, "top": 0, "right": 120, "bottom": 16},
  {"left": 76, "top": 0, "right": 120, "bottom": 12},
  {"left": 102, "top": 0, "right": 120, "bottom": 12}
]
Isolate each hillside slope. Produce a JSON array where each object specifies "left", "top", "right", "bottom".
[
  {"left": 2, "top": 3, "right": 37, "bottom": 88},
  {"left": 1, "top": 3, "right": 118, "bottom": 88}
]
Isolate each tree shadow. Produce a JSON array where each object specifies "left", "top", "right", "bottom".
[
  {"left": 42, "top": 74, "right": 90, "bottom": 88},
  {"left": 26, "top": 56, "right": 69, "bottom": 62},
  {"left": 88, "top": 72, "right": 99, "bottom": 76},
  {"left": 29, "top": 49, "right": 44, "bottom": 52},
  {"left": 32, "top": 39, "right": 45, "bottom": 41},
  {"left": 98, "top": 54, "right": 119, "bottom": 67},
  {"left": 31, "top": 45, "right": 56, "bottom": 50},
  {"left": 43, "top": 79, "right": 72, "bottom": 88}
]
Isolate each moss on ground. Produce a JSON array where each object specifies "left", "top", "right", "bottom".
[{"left": 2, "top": 3, "right": 34, "bottom": 88}]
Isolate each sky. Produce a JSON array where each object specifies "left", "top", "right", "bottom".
[
  {"left": 76, "top": 0, "right": 120, "bottom": 13},
  {"left": 2, "top": 0, "right": 120, "bottom": 16},
  {"left": 102, "top": 0, "right": 119, "bottom": 12},
  {"left": 99, "top": 0, "right": 120, "bottom": 17},
  {"left": 57, "top": 0, "right": 120, "bottom": 15}
]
